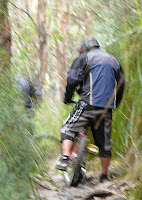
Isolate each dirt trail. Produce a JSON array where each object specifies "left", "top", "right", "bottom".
[{"left": 30, "top": 161, "right": 130, "bottom": 200}]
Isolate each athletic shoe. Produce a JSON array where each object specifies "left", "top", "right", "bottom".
[
  {"left": 99, "top": 173, "right": 111, "bottom": 183},
  {"left": 56, "top": 155, "right": 68, "bottom": 171}
]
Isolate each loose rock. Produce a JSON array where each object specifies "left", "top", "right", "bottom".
[{"left": 105, "top": 194, "right": 128, "bottom": 200}]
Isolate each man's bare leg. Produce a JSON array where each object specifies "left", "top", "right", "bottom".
[
  {"left": 100, "top": 157, "right": 111, "bottom": 174},
  {"left": 56, "top": 139, "right": 73, "bottom": 170},
  {"left": 99, "top": 157, "right": 111, "bottom": 183},
  {"left": 62, "top": 139, "right": 73, "bottom": 156}
]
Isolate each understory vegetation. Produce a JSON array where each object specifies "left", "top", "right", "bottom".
[{"left": 0, "top": 0, "right": 142, "bottom": 199}]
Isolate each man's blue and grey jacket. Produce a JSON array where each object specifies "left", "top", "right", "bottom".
[{"left": 64, "top": 48, "right": 125, "bottom": 109}]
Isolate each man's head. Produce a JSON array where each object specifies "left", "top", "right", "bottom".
[{"left": 79, "top": 36, "right": 100, "bottom": 53}]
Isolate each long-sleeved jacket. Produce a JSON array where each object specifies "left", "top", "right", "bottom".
[{"left": 64, "top": 48, "right": 125, "bottom": 109}]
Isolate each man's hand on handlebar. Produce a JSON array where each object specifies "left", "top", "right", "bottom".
[{"left": 63, "top": 99, "right": 77, "bottom": 104}]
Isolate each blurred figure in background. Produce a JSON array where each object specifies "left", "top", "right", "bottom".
[
  {"left": 56, "top": 36, "right": 125, "bottom": 183},
  {"left": 15, "top": 74, "right": 42, "bottom": 134}
]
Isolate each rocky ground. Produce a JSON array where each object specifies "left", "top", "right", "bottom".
[{"left": 29, "top": 159, "right": 135, "bottom": 200}]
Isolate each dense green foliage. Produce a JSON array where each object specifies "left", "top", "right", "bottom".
[
  {"left": 1, "top": 0, "right": 142, "bottom": 199},
  {"left": 106, "top": 32, "right": 142, "bottom": 156},
  {"left": 0, "top": 70, "right": 37, "bottom": 199}
]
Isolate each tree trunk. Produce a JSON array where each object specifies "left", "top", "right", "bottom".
[
  {"left": 57, "top": 0, "right": 70, "bottom": 100},
  {"left": 0, "top": 0, "right": 11, "bottom": 70},
  {"left": 37, "top": 0, "right": 48, "bottom": 84}
]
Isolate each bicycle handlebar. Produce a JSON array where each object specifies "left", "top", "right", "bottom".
[{"left": 70, "top": 100, "right": 77, "bottom": 104}]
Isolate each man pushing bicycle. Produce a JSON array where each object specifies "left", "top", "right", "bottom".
[{"left": 56, "top": 36, "right": 125, "bottom": 183}]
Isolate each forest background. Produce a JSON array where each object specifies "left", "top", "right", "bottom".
[{"left": 0, "top": 0, "right": 142, "bottom": 199}]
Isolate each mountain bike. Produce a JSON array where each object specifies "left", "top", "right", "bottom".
[{"left": 63, "top": 128, "right": 99, "bottom": 187}]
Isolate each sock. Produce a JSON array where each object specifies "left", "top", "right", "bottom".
[{"left": 62, "top": 155, "right": 69, "bottom": 160}]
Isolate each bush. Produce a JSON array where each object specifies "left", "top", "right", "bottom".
[{"left": 0, "top": 70, "right": 36, "bottom": 199}]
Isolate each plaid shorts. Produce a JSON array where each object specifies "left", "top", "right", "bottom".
[{"left": 61, "top": 100, "right": 113, "bottom": 157}]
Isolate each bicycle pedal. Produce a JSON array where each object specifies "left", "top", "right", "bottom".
[{"left": 87, "top": 144, "right": 99, "bottom": 155}]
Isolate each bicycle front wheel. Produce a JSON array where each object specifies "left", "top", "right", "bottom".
[{"left": 63, "top": 136, "right": 87, "bottom": 187}]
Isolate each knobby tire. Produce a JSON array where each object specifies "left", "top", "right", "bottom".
[{"left": 63, "top": 135, "right": 87, "bottom": 187}]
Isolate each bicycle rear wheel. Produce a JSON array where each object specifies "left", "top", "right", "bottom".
[{"left": 63, "top": 135, "right": 87, "bottom": 187}]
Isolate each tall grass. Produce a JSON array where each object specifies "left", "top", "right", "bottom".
[
  {"left": 106, "top": 32, "right": 142, "bottom": 157},
  {"left": 0, "top": 69, "right": 44, "bottom": 199},
  {"left": 105, "top": 11, "right": 142, "bottom": 196}
]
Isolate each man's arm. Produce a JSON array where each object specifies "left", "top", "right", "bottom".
[
  {"left": 64, "top": 53, "right": 87, "bottom": 104},
  {"left": 64, "top": 78, "right": 80, "bottom": 104}
]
